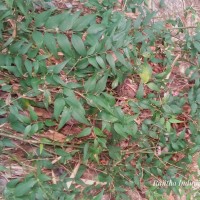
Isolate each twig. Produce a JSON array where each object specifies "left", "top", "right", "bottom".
[
  {"left": 169, "top": 26, "right": 197, "bottom": 30},
  {"left": 0, "top": 131, "right": 83, "bottom": 148}
]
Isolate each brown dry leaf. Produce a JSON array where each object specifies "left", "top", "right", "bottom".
[
  {"left": 150, "top": 46, "right": 156, "bottom": 51},
  {"left": 5, "top": 94, "right": 11, "bottom": 105},
  {"left": 34, "top": 107, "right": 52, "bottom": 118},
  {"left": 7, "top": 19, "right": 17, "bottom": 38},
  {"left": 80, "top": 178, "right": 106, "bottom": 186},
  {"left": 66, "top": 162, "right": 80, "bottom": 189},
  {"left": 62, "top": 125, "right": 82, "bottom": 135},
  {"left": 51, "top": 156, "right": 62, "bottom": 164},
  {"left": 125, "top": 12, "right": 138, "bottom": 19},
  {"left": 52, "top": 170, "right": 57, "bottom": 184},
  {"left": 41, "top": 130, "right": 66, "bottom": 142},
  {"left": 117, "top": 78, "right": 138, "bottom": 98}
]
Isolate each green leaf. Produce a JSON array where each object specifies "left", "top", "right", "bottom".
[
  {"left": 32, "top": 31, "right": 43, "bottom": 47},
  {"left": 96, "top": 56, "right": 106, "bottom": 69},
  {"left": 71, "top": 34, "right": 87, "bottom": 56},
  {"left": 191, "top": 103, "right": 197, "bottom": 116},
  {"left": 45, "top": 12, "right": 69, "bottom": 29},
  {"left": 194, "top": 41, "right": 200, "bottom": 52},
  {"left": 106, "top": 54, "right": 116, "bottom": 74},
  {"left": 114, "top": 123, "right": 128, "bottom": 139},
  {"left": 94, "top": 127, "right": 106, "bottom": 137},
  {"left": 134, "top": 176, "right": 140, "bottom": 188},
  {"left": 58, "top": 107, "right": 71, "bottom": 130},
  {"left": 66, "top": 96, "right": 85, "bottom": 115},
  {"left": 0, "top": 165, "right": 6, "bottom": 171},
  {"left": 115, "top": 51, "right": 128, "bottom": 67},
  {"left": 196, "top": 93, "right": 200, "bottom": 104},
  {"left": 93, "top": 190, "right": 104, "bottom": 200},
  {"left": 24, "top": 59, "right": 32, "bottom": 76},
  {"left": 169, "top": 118, "right": 184, "bottom": 123},
  {"left": 147, "top": 82, "right": 160, "bottom": 92},
  {"left": 88, "top": 57, "right": 100, "bottom": 69},
  {"left": 134, "top": 16, "right": 142, "bottom": 29},
  {"left": 83, "top": 142, "right": 89, "bottom": 163},
  {"left": 44, "top": 33, "right": 57, "bottom": 56},
  {"left": 136, "top": 83, "right": 144, "bottom": 99},
  {"left": 195, "top": 135, "right": 200, "bottom": 145},
  {"left": 3, "top": 37, "right": 14, "bottom": 48},
  {"left": 15, "top": 178, "right": 37, "bottom": 197},
  {"left": 87, "top": 24, "right": 105, "bottom": 34},
  {"left": 1, "top": 66, "right": 20, "bottom": 77},
  {"left": 5, "top": 0, "right": 14, "bottom": 8},
  {"left": 95, "top": 74, "right": 108, "bottom": 94},
  {"left": 87, "top": 94, "right": 111, "bottom": 112},
  {"left": 72, "top": 110, "right": 90, "bottom": 125},
  {"left": 72, "top": 14, "right": 96, "bottom": 31},
  {"left": 108, "top": 146, "right": 121, "bottom": 160},
  {"left": 57, "top": 34, "right": 73, "bottom": 56},
  {"left": 198, "top": 157, "right": 200, "bottom": 169},
  {"left": 54, "top": 98, "right": 66, "bottom": 121},
  {"left": 44, "top": 89, "right": 51, "bottom": 109},
  {"left": 48, "top": 60, "right": 70, "bottom": 74},
  {"left": 16, "top": 0, "right": 27, "bottom": 16},
  {"left": 77, "top": 127, "right": 91, "bottom": 138},
  {"left": 24, "top": 125, "right": 32, "bottom": 137},
  {"left": 84, "top": 75, "right": 97, "bottom": 92},
  {"left": 35, "top": 9, "right": 53, "bottom": 27},
  {"left": 14, "top": 56, "right": 23, "bottom": 76},
  {"left": 28, "top": 106, "right": 38, "bottom": 121},
  {"left": 97, "top": 137, "right": 107, "bottom": 148},
  {"left": 59, "top": 11, "right": 81, "bottom": 31}
]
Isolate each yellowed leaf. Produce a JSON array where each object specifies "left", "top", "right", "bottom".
[{"left": 139, "top": 64, "right": 152, "bottom": 83}]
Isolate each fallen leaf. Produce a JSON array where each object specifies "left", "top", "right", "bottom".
[
  {"left": 66, "top": 162, "right": 80, "bottom": 189},
  {"left": 41, "top": 130, "right": 66, "bottom": 142},
  {"left": 34, "top": 107, "right": 52, "bottom": 118}
]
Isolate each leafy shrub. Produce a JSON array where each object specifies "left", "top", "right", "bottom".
[{"left": 0, "top": 0, "right": 200, "bottom": 199}]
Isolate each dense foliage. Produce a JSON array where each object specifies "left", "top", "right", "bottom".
[{"left": 0, "top": 0, "right": 200, "bottom": 199}]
